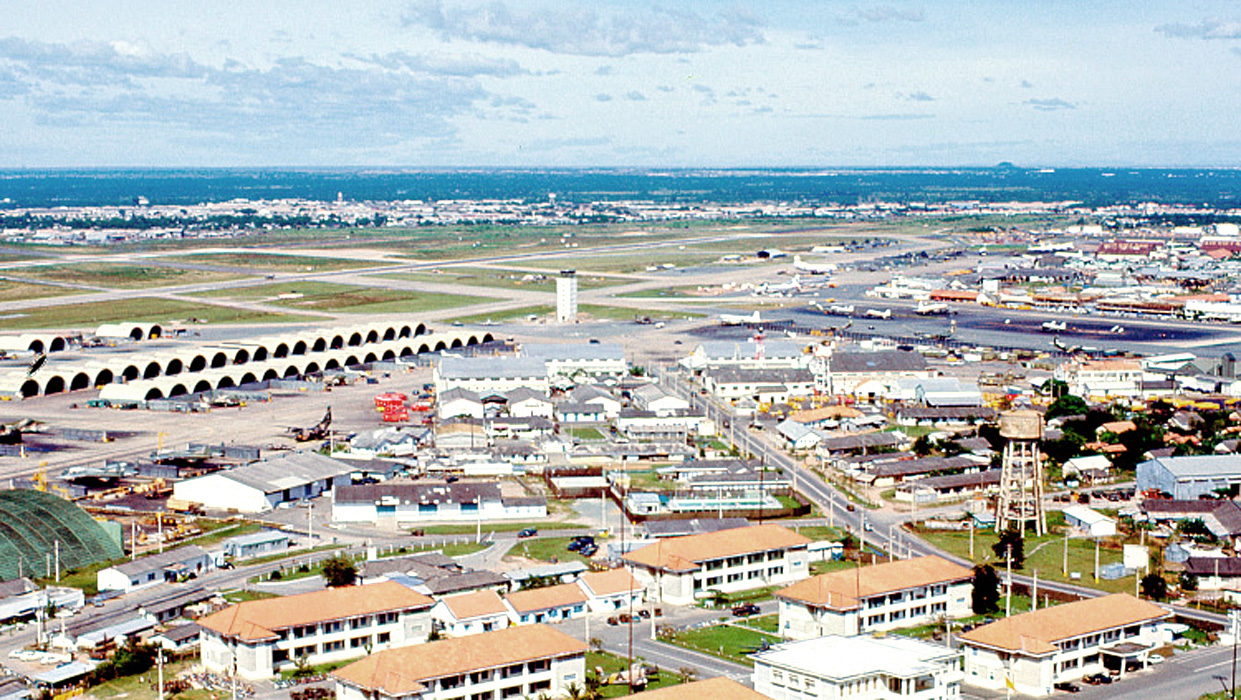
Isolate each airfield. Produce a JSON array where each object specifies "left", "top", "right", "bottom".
[{"left": 0, "top": 215, "right": 1237, "bottom": 485}]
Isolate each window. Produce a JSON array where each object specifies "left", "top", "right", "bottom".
[
  {"left": 350, "top": 616, "right": 370, "bottom": 629},
  {"left": 914, "top": 675, "right": 934, "bottom": 692},
  {"left": 931, "top": 602, "right": 946, "bottom": 613},
  {"left": 470, "top": 671, "right": 492, "bottom": 684},
  {"left": 748, "top": 553, "right": 765, "bottom": 564},
  {"left": 292, "top": 624, "right": 316, "bottom": 639},
  {"left": 502, "top": 664, "right": 524, "bottom": 679},
  {"left": 771, "top": 670, "right": 784, "bottom": 686},
  {"left": 727, "top": 556, "right": 744, "bottom": 568},
  {"left": 706, "top": 576, "right": 722, "bottom": 587},
  {"left": 323, "top": 621, "right": 342, "bottom": 634},
  {"left": 377, "top": 632, "right": 391, "bottom": 644},
  {"left": 527, "top": 680, "right": 551, "bottom": 693},
  {"left": 441, "top": 675, "right": 464, "bottom": 690},
  {"left": 767, "top": 551, "right": 782, "bottom": 561},
  {"left": 322, "top": 640, "right": 344, "bottom": 652},
  {"left": 350, "top": 636, "right": 370, "bottom": 649},
  {"left": 767, "top": 566, "right": 784, "bottom": 577},
  {"left": 294, "top": 644, "right": 316, "bottom": 658},
  {"left": 727, "top": 573, "right": 743, "bottom": 583},
  {"left": 528, "top": 659, "right": 550, "bottom": 673},
  {"left": 706, "top": 560, "right": 724, "bottom": 571},
  {"left": 272, "top": 650, "right": 289, "bottom": 663},
  {"left": 1125, "top": 625, "right": 1141, "bottom": 638},
  {"left": 748, "top": 570, "right": 763, "bottom": 579},
  {"left": 376, "top": 612, "right": 399, "bottom": 625},
  {"left": 469, "top": 693, "right": 493, "bottom": 700},
  {"left": 500, "top": 687, "right": 523, "bottom": 699}
]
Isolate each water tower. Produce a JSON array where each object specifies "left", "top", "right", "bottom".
[{"left": 995, "top": 409, "right": 1046, "bottom": 536}]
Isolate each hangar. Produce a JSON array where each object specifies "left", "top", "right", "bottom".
[{"left": 0, "top": 321, "right": 495, "bottom": 399}]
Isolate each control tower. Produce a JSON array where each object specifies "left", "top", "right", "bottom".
[
  {"left": 556, "top": 270, "right": 578, "bottom": 323},
  {"left": 995, "top": 410, "right": 1046, "bottom": 536}
]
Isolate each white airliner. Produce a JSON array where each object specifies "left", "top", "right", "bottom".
[
  {"left": 914, "top": 301, "right": 951, "bottom": 316},
  {"left": 755, "top": 275, "right": 803, "bottom": 296},
  {"left": 793, "top": 255, "right": 836, "bottom": 274},
  {"left": 720, "top": 310, "right": 761, "bottom": 326}
]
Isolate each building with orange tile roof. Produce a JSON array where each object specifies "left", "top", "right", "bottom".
[
  {"left": 430, "top": 589, "right": 510, "bottom": 637},
  {"left": 775, "top": 555, "right": 972, "bottom": 639},
  {"left": 576, "top": 568, "right": 644, "bottom": 613},
  {"left": 332, "top": 624, "right": 585, "bottom": 700},
  {"left": 623, "top": 524, "right": 811, "bottom": 605},
  {"left": 959, "top": 594, "right": 1171, "bottom": 696},
  {"left": 198, "top": 581, "right": 433, "bottom": 679},
  {"left": 627, "top": 677, "right": 769, "bottom": 700},
  {"left": 503, "top": 582, "right": 588, "bottom": 625}
]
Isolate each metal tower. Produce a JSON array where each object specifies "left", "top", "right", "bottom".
[{"left": 995, "top": 409, "right": 1046, "bottom": 536}]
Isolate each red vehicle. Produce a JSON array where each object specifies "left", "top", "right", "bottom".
[{"left": 382, "top": 406, "right": 409, "bottom": 422}]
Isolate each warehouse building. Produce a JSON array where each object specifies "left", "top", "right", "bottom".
[
  {"left": 173, "top": 451, "right": 354, "bottom": 513},
  {"left": 332, "top": 482, "right": 547, "bottom": 524},
  {"left": 1136, "top": 455, "right": 1241, "bottom": 500}
]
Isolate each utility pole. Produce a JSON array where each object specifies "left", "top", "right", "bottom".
[
  {"left": 54, "top": 540, "right": 59, "bottom": 583},
  {"left": 1031, "top": 570, "right": 1038, "bottom": 611},
  {"left": 158, "top": 647, "right": 165, "bottom": 700},
  {"left": 1062, "top": 531, "right": 1068, "bottom": 576},
  {"left": 969, "top": 519, "right": 975, "bottom": 561},
  {"left": 1094, "top": 538, "right": 1100, "bottom": 582},
  {"left": 1005, "top": 545, "right": 1012, "bottom": 618}
]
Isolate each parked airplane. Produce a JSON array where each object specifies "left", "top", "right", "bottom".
[
  {"left": 1041, "top": 320, "right": 1067, "bottom": 332},
  {"left": 720, "top": 311, "right": 762, "bottom": 326},
  {"left": 914, "top": 301, "right": 952, "bottom": 316},
  {"left": 864, "top": 308, "right": 892, "bottom": 320},
  {"left": 793, "top": 255, "right": 836, "bottom": 274},
  {"left": 811, "top": 302, "right": 854, "bottom": 316},
  {"left": 755, "top": 275, "right": 803, "bottom": 296}
]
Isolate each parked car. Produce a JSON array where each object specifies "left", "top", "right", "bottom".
[
  {"left": 1053, "top": 682, "right": 1080, "bottom": 693},
  {"left": 1082, "top": 673, "right": 1112, "bottom": 685},
  {"left": 579, "top": 544, "right": 599, "bottom": 557},
  {"left": 517, "top": 528, "right": 538, "bottom": 538},
  {"left": 567, "top": 539, "right": 585, "bottom": 552},
  {"left": 731, "top": 603, "right": 761, "bottom": 617}
]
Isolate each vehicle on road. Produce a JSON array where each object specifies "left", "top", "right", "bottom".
[
  {"left": 1054, "top": 682, "right": 1080, "bottom": 693},
  {"left": 732, "top": 603, "right": 761, "bottom": 617},
  {"left": 517, "top": 528, "right": 538, "bottom": 538},
  {"left": 579, "top": 543, "right": 599, "bottom": 557},
  {"left": 1081, "top": 673, "right": 1111, "bottom": 685}
]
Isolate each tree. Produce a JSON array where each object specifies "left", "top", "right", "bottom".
[
  {"left": 1141, "top": 573, "right": 1168, "bottom": 601},
  {"left": 321, "top": 556, "right": 357, "bottom": 588},
  {"left": 913, "top": 435, "right": 934, "bottom": 456},
  {"left": 992, "top": 527, "right": 1025, "bottom": 569},
  {"left": 1046, "top": 394, "right": 1089, "bottom": 421},
  {"left": 1179, "top": 572, "right": 1199, "bottom": 592},
  {"left": 971, "top": 564, "right": 1000, "bottom": 615}
]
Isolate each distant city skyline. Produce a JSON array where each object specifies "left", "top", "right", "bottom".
[{"left": 2, "top": 1, "right": 1239, "bottom": 168}]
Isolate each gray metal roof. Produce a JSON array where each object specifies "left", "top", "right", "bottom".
[
  {"left": 522, "top": 342, "right": 625, "bottom": 362},
  {"left": 334, "top": 481, "right": 502, "bottom": 505},
  {"left": 439, "top": 356, "right": 548, "bottom": 380},
  {"left": 1140, "top": 455, "right": 1241, "bottom": 479},
  {"left": 708, "top": 367, "right": 814, "bottom": 384},
  {"left": 223, "top": 529, "right": 289, "bottom": 548},
  {"left": 111, "top": 545, "right": 208, "bottom": 578},
  {"left": 697, "top": 340, "right": 805, "bottom": 360},
  {"left": 828, "top": 350, "right": 928, "bottom": 374},
  {"left": 223, "top": 451, "right": 354, "bottom": 494}
]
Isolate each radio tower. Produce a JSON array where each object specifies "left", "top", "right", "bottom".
[{"left": 995, "top": 409, "right": 1046, "bottom": 536}]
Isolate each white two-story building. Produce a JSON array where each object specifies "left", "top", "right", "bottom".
[
  {"left": 752, "top": 634, "right": 964, "bottom": 700},
  {"left": 332, "top": 624, "right": 586, "bottom": 700},
  {"left": 198, "top": 581, "right": 434, "bottom": 679},
  {"left": 776, "top": 555, "right": 973, "bottom": 640},
  {"left": 623, "top": 524, "right": 811, "bottom": 606},
  {"left": 959, "top": 594, "right": 1171, "bottom": 696}
]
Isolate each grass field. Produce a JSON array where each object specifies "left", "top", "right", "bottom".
[
  {"left": 417, "top": 522, "right": 587, "bottom": 535},
  {"left": 506, "top": 536, "right": 603, "bottom": 564},
  {"left": 87, "top": 659, "right": 215, "bottom": 700},
  {"left": 447, "top": 305, "right": 556, "bottom": 324},
  {"left": 0, "top": 278, "right": 85, "bottom": 300},
  {"left": 568, "top": 426, "right": 606, "bottom": 441},
  {"left": 664, "top": 622, "right": 780, "bottom": 666},
  {"left": 0, "top": 297, "right": 305, "bottom": 330},
  {"left": 180, "top": 252, "right": 379, "bottom": 271},
  {"left": 12, "top": 263, "right": 248, "bottom": 289},
  {"left": 195, "top": 280, "right": 495, "bottom": 314},
  {"left": 913, "top": 514, "right": 1137, "bottom": 594},
  {"left": 381, "top": 267, "right": 628, "bottom": 292},
  {"left": 587, "top": 650, "right": 687, "bottom": 697}
]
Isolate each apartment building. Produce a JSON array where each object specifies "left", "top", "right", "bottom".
[
  {"left": 623, "top": 524, "right": 811, "bottom": 605},
  {"left": 775, "top": 555, "right": 973, "bottom": 639},
  {"left": 959, "top": 594, "right": 1171, "bottom": 696},
  {"left": 430, "top": 590, "right": 510, "bottom": 638},
  {"left": 752, "top": 634, "right": 964, "bottom": 700},
  {"left": 198, "top": 581, "right": 434, "bottom": 679},
  {"left": 332, "top": 624, "right": 586, "bottom": 700}
]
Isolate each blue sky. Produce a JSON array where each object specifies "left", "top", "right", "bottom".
[{"left": 1, "top": 1, "right": 1239, "bottom": 167}]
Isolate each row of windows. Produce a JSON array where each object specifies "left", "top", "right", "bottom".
[
  {"left": 703, "top": 551, "right": 785, "bottom": 571},
  {"left": 1058, "top": 625, "right": 1142, "bottom": 652},
  {"left": 864, "top": 584, "right": 951, "bottom": 608},
  {"left": 280, "top": 613, "right": 406, "bottom": 640}
]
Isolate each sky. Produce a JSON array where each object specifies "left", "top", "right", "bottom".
[{"left": 1, "top": 1, "right": 1240, "bottom": 168}]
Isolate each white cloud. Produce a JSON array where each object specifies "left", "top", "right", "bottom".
[{"left": 1156, "top": 19, "right": 1241, "bottom": 40}]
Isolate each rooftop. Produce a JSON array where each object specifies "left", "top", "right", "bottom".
[
  {"left": 623, "top": 524, "right": 811, "bottom": 573},
  {"left": 627, "top": 677, "right": 769, "bottom": 700},
  {"left": 828, "top": 350, "right": 928, "bottom": 374},
  {"left": 438, "top": 356, "right": 547, "bottom": 380},
  {"left": 1140, "top": 455, "right": 1241, "bottom": 479},
  {"left": 959, "top": 594, "right": 1170, "bottom": 655},
  {"left": 751, "top": 634, "right": 960, "bottom": 680},
  {"left": 776, "top": 555, "right": 971, "bottom": 611},
  {"left": 578, "top": 568, "right": 641, "bottom": 598},
  {"left": 504, "top": 582, "right": 587, "bottom": 613},
  {"left": 332, "top": 625, "right": 586, "bottom": 695},
  {"left": 198, "top": 581, "right": 433, "bottom": 642},
  {"left": 216, "top": 451, "right": 353, "bottom": 495},
  {"left": 439, "top": 589, "right": 508, "bottom": 621}
]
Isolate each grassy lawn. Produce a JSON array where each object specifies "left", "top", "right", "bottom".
[
  {"left": 278, "top": 659, "right": 354, "bottom": 681},
  {"left": 0, "top": 297, "right": 305, "bottom": 330},
  {"left": 220, "top": 589, "right": 280, "bottom": 603},
  {"left": 14, "top": 263, "right": 248, "bottom": 289},
  {"left": 439, "top": 542, "right": 492, "bottom": 557},
  {"left": 913, "top": 513, "right": 1137, "bottom": 594},
  {"left": 664, "top": 623, "right": 780, "bottom": 666},
  {"left": 0, "top": 278, "right": 85, "bottom": 300},
  {"left": 506, "top": 536, "right": 603, "bottom": 564},
  {"left": 447, "top": 305, "right": 556, "bottom": 324},
  {"left": 194, "top": 281, "right": 496, "bottom": 314},
  {"left": 891, "top": 595, "right": 1036, "bottom": 640},
  {"left": 587, "top": 650, "right": 687, "bottom": 697},
  {"left": 381, "top": 268, "right": 627, "bottom": 292},
  {"left": 809, "top": 559, "right": 857, "bottom": 576},
  {"left": 87, "top": 659, "right": 215, "bottom": 700},
  {"left": 785, "top": 525, "right": 847, "bottom": 542},
  {"left": 886, "top": 425, "right": 939, "bottom": 438},
  {"left": 568, "top": 426, "right": 606, "bottom": 441},
  {"left": 579, "top": 304, "right": 704, "bottom": 321},
  {"left": 700, "top": 586, "right": 783, "bottom": 608},
  {"left": 180, "top": 252, "right": 378, "bottom": 271},
  {"left": 617, "top": 470, "right": 677, "bottom": 492},
  {"left": 735, "top": 613, "right": 779, "bottom": 634}
]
